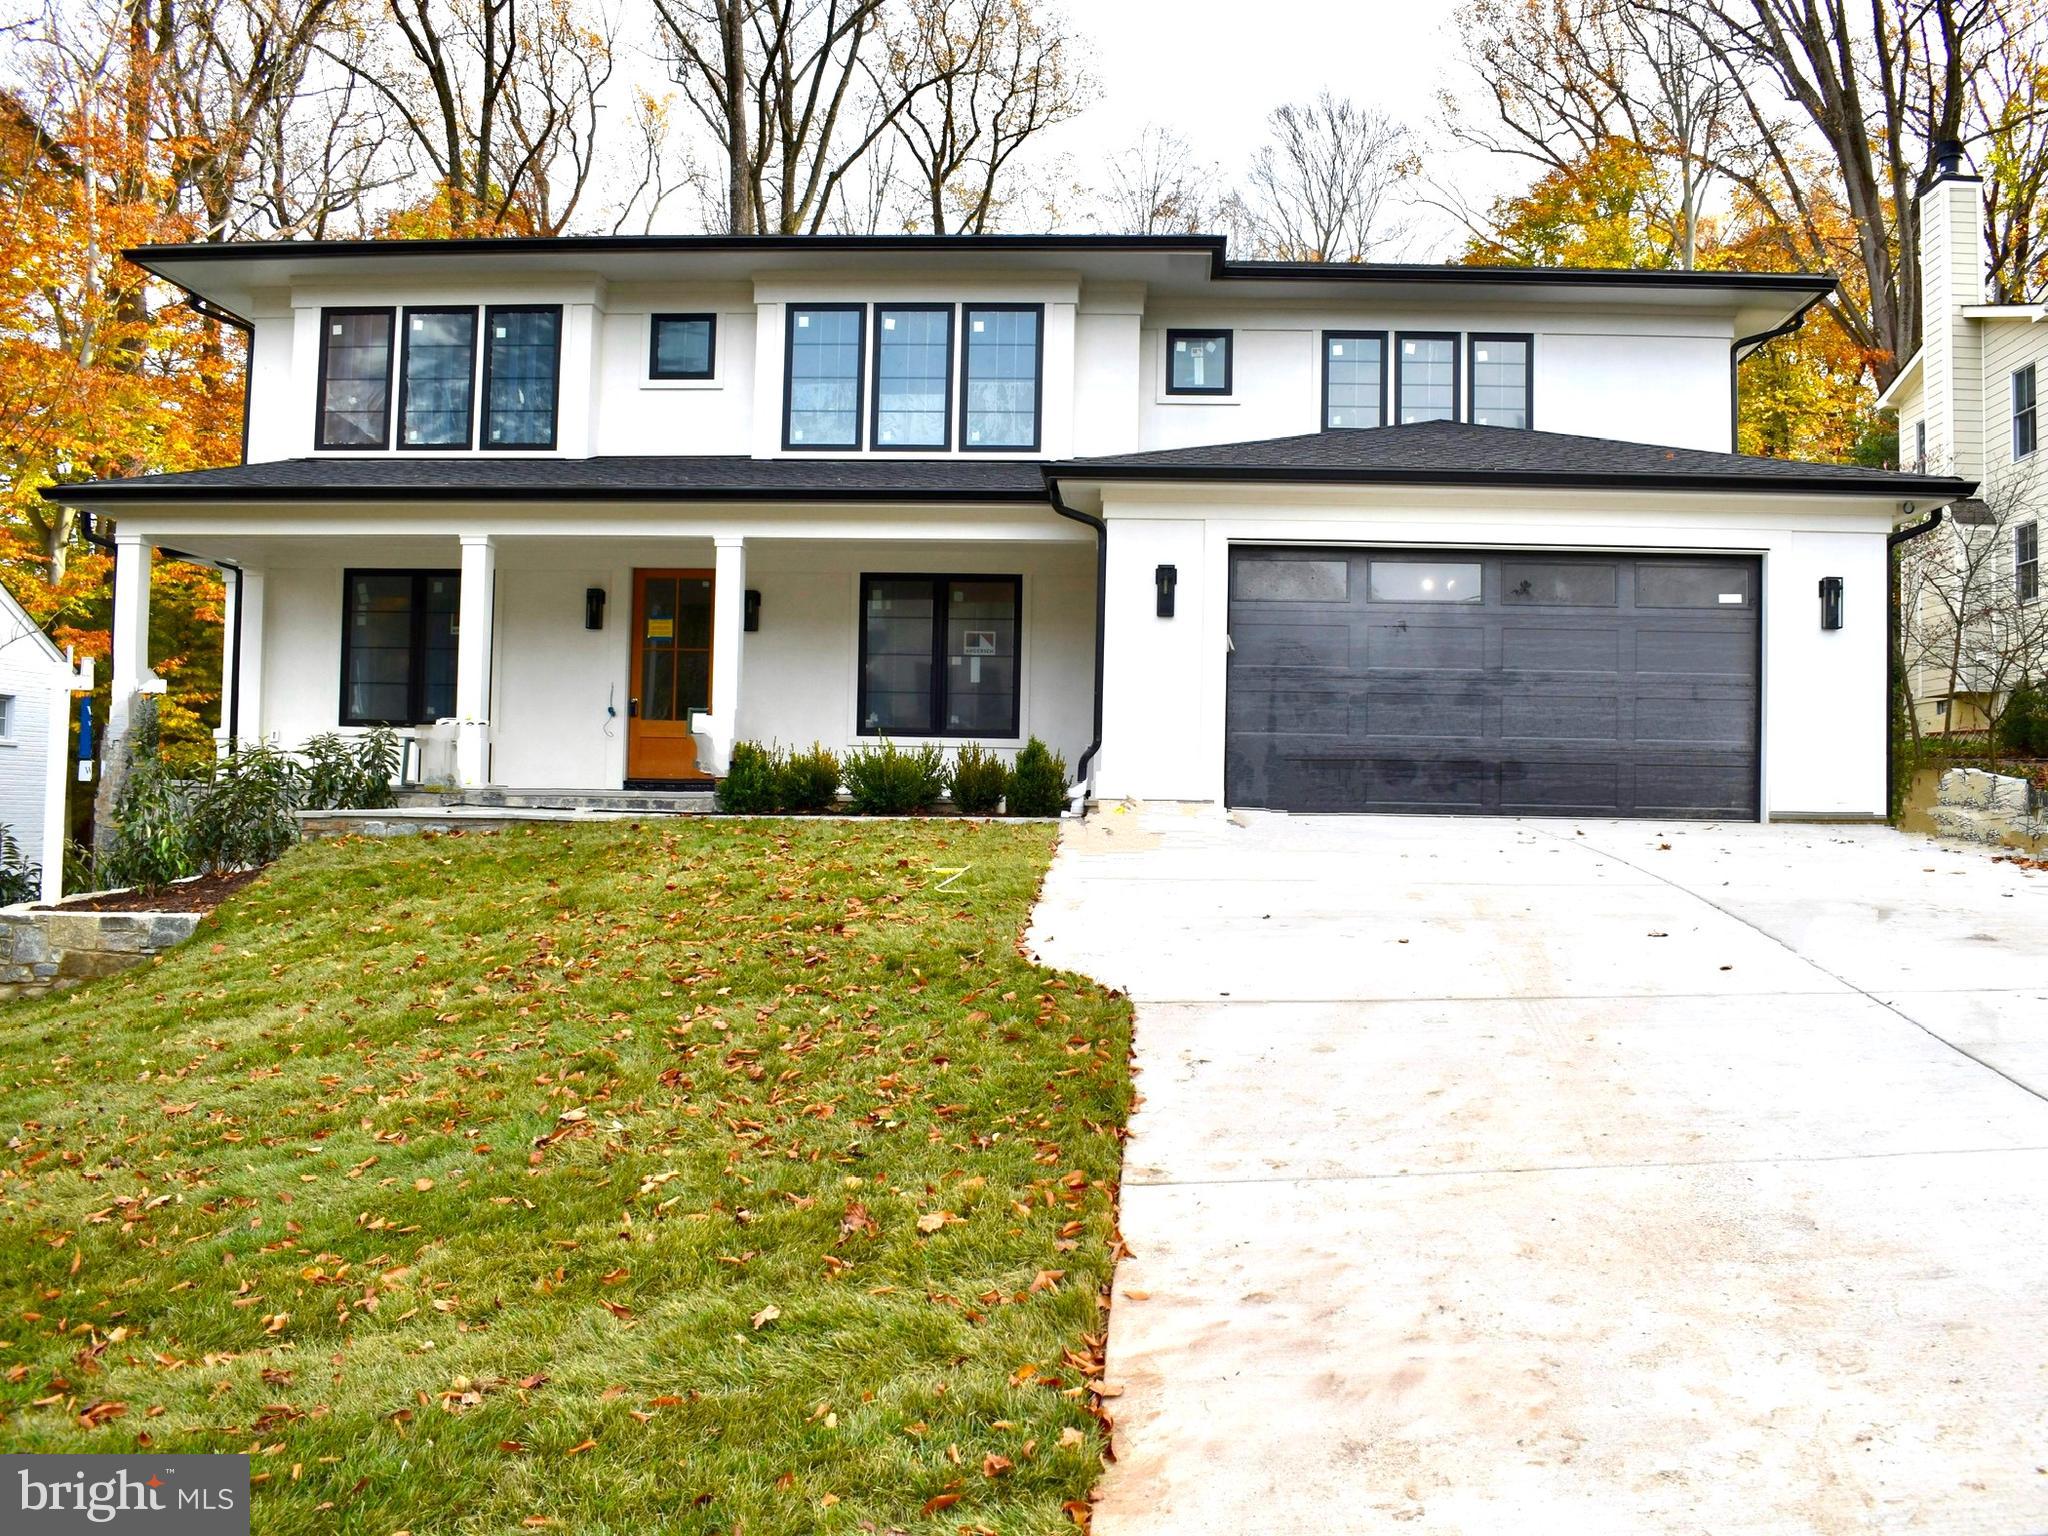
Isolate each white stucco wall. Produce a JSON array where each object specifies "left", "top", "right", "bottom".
[
  {"left": 1090, "top": 485, "right": 1897, "bottom": 820},
  {"left": 0, "top": 613, "right": 73, "bottom": 901}
]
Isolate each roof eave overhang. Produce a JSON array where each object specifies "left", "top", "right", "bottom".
[
  {"left": 1045, "top": 465, "right": 1976, "bottom": 501},
  {"left": 46, "top": 483, "right": 1053, "bottom": 510},
  {"left": 1873, "top": 348, "right": 1925, "bottom": 411}
]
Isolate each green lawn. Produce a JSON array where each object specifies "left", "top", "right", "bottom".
[{"left": 0, "top": 820, "right": 1131, "bottom": 1535}]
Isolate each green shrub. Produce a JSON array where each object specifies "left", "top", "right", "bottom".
[
  {"left": 187, "top": 743, "right": 304, "bottom": 874},
  {"left": 302, "top": 729, "right": 400, "bottom": 810},
  {"left": 947, "top": 743, "right": 1008, "bottom": 814},
  {"left": 717, "top": 740, "right": 784, "bottom": 813},
  {"left": 1999, "top": 678, "right": 2048, "bottom": 758},
  {"left": 1005, "top": 737, "right": 1070, "bottom": 817},
  {"left": 97, "top": 756, "right": 196, "bottom": 895},
  {"left": 0, "top": 825, "right": 40, "bottom": 905},
  {"left": 842, "top": 740, "right": 946, "bottom": 815},
  {"left": 778, "top": 742, "right": 842, "bottom": 812}
]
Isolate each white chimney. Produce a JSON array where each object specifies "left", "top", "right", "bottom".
[{"left": 1919, "top": 139, "right": 1986, "bottom": 480}]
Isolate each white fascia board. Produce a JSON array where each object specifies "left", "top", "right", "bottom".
[{"left": 1874, "top": 348, "right": 1924, "bottom": 410}]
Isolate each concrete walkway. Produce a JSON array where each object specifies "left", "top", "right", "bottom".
[{"left": 1028, "top": 807, "right": 2048, "bottom": 1534}]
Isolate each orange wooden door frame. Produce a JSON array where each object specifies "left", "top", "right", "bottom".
[{"left": 627, "top": 568, "right": 715, "bottom": 783}]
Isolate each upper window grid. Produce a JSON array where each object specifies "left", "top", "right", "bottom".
[
  {"left": 1395, "top": 332, "right": 1460, "bottom": 425},
  {"left": 316, "top": 307, "right": 395, "bottom": 451},
  {"left": 1166, "top": 329, "right": 1232, "bottom": 395},
  {"left": 960, "top": 304, "right": 1043, "bottom": 452},
  {"left": 397, "top": 306, "right": 477, "bottom": 450},
  {"left": 481, "top": 305, "right": 562, "bottom": 450},
  {"left": 1467, "top": 333, "right": 1531, "bottom": 429},
  {"left": 1322, "top": 330, "right": 1387, "bottom": 430},
  {"left": 871, "top": 304, "right": 954, "bottom": 450},
  {"left": 2019, "top": 520, "right": 2040, "bottom": 603},
  {"left": 650, "top": 313, "right": 717, "bottom": 380},
  {"left": 2015, "top": 364, "right": 2038, "bottom": 459},
  {"left": 784, "top": 304, "right": 866, "bottom": 450}
]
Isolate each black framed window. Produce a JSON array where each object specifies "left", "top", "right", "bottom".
[
  {"left": 316, "top": 307, "right": 394, "bottom": 450},
  {"left": 872, "top": 304, "right": 952, "bottom": 449},
  {"left": 784, "top": 304, "right": 864, "bottom": 449},
  {"left": 2015, "top": 365, "right": 2038, "bottom": 459},
  {"left": 481, "top": 305, "right": 561, "bottom": 449},
  {"left": 2020, "top": 520, "right": 2040, "bottom": 603},
  {"left": 650, "top": 313, "right": 716, "bottom": 380},
  {"left": 1395, "top": 332, "right": 1459, "bottom": 424},
  {"left": 859, "top": 574, "right": 1021, "bottom": 737},
  {"left": 398, "top": 307, "right": 477, "bottom": 449},
  {"left": 1322, "top": 330, "right": 1386, "bottom": 429},
  {"left": 1166, "top": 329, "right": 1231, "bottom": 395},
  {"left": 341, "top": 570, "right": 460, "bottom": 726},
  {"left": 1468, "top": 333, "right": 1531, "bottom": 428},
  {"left": 960, "top": 305, "right": 1041, "bottom": 451}
]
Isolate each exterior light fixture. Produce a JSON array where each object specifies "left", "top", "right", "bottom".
[
  {"left": 1155, "top": 564, "right": 1177, "bottom": 618},
  {"left": 744, "top": 588, "right": 762, "bottom": 632},
  {"left": 584, "top": 586, "right": 606, "bottom": 630},
  {"left": 1819, "top": 575, "right": 1843, "bottom": 631}
]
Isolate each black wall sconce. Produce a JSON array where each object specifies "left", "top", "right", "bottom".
[
  {"left": 584, "top": 586, "right": 606, "bottom": 630},
  {"left": 744, "top": 588, "right": 762, "bottom": 633},
  {"left": 1818, "top": 575, "right": 1843, "bottom": 631},
  {"left": 1155, "top": 564, "right": 1177, "bottom": 618}
]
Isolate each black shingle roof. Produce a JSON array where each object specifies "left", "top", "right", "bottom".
[{"left": 1057, "top": 421, "right": 1972, "bottom": 497}]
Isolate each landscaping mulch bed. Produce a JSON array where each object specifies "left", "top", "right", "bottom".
[{"left": 39, "top": 867, "right": 264, "bottom": 913}]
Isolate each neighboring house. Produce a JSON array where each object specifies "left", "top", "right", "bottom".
[
  {"left": 53, "top": 234, "right": 1969, "bottom": 823},
  {"left": 1880, "top": 148, "right": 2048, "bottom": 735},
  {"left": 0, "top": 585, "right": 87, "bottom": 903}
]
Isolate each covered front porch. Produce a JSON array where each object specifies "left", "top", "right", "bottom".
[{"left": 102, "top": 504, "right": 1097, "bottom": 796}]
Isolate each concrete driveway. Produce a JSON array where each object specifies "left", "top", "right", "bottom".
[{"left": 1028, "top": 807, "right": 2048, "bottom": 1534}]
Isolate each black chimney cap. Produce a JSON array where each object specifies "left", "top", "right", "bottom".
[{"left": 1932, "top": 138, "right": 1971, "bottom": 179}]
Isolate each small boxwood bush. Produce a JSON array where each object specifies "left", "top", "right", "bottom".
[
  {"left": 948, "top": 743, "right": 1008, "bottom": 814},
  {"left": 843, "top": 740, "right": 947, "bottom": 814},
  {"left": 1006, "top": 737, "right": 1070, "bottom": 817},
  {"left": 717, "top": 740, "right": 784, "bottom": 813},
  {"left": 778, "top": 742, "right": 842, "bottom": 812},
  {"left": 1999, "top": 678, "right": 2048, "bottom": 758}
]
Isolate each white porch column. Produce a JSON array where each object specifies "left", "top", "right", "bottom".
[
  {"left": 455, "top": 535, "right": 496, "bottom": 787},
  {"left": 695, "top": 535, "right": 747, "bottom": 774},
  {"left": 235, "top": 568, "right": 266, "bottom": 749},
  {"left": 106, "top": 533, "right": 160, "bottom": 752}
]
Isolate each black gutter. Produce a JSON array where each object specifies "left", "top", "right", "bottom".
[
  {"left": 1729, "top": 285, "right": 1835, "bottom": 449},
  {"left": 180, "top": 294, "right": 256, "bottom": 465},
  {"left": 1042, "top": 473, "right": 1106, "bottom": 802},
  {"left": 52, "top": 480, "right": 1053, "bottom": 505},
  {"left": 1886, "top": 504, "right": 1950, "bottom": 820}
]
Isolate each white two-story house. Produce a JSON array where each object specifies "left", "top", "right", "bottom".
[
  {"left": 1879, "top": 148, "right": 2047, "bottom": 735},
  {"left": 55, "top": 234, "right": 1969, "bottom": 822}
]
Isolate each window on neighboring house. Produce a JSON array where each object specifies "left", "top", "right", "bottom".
[
  {"left": 317, "top": 307, "right": 395, "bottom": 449},
  {"left": 2020, "top": 520, "right": 2040, "bottom": 603},
  {"left": 1914, "top": 420, "right": 1927, "bottom": 473},
  {"left": 1395, "top": 332, "right": 1459, "bottom": 424},
  {"left": 872, "top": 305, "right": 952, "bottom": 449},
  {"left": 1468, "top": 334, "right": 1531, "bottom": 428},
  {"left": 960, "top": 305, "right": 1042, "bottom": 451},
  {"left": 858, "top": 574, "right": 1021, "bottom": 737},
  {"left": 2015, "top": 364, "right": 2038, "bottom": 459},
  {"left": 398, "top": 307, "right": 477, "bottom": 449},
  {"left": 650, "top": 313, "right": 716, "bottom": 380},
  {"left": 481, "top": 306, "right": 562, "bottom": 449},
  {"left": 1322, "top": 331, "right": 1386, "bottom": 429},
  {"left": 1935, "top": 699, "right": 1950, "bottom": 717},
  {"left": 0, "top": 694, "right": 13, "bottom": 741},
  {"left": 1166, "top": 329, "right": 1231, "bottom": 395},
  {"left": 784, "top": 304, "right": 864, "bottom": 449},
  {"left": 340, "top": 570, "right": 460, "bottom": 726}
]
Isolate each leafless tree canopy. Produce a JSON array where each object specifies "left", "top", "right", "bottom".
[
  {"left": 1091, "top": 124, "right": 1216, "bottom": 235},
  {"left": 1223, "top": 93, "right": 1415, "bottom": 262}
]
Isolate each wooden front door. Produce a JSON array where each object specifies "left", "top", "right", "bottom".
[{"left": 628, "top": 569, "right": 715, "bottom": 782}]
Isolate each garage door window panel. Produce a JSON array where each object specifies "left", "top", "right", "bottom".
[
  {"left": 1502, "top": 560, "right": 1616, "bottom": 606},
  {"left": 1637, "top": 563, "right": 1751, "bottom": 608},
  {"left": 1236, "top": 558, "right": 1349, "bottom": 603},
  {"left": 1369, "top": 560, "right": 1482, "bottom": 603}
]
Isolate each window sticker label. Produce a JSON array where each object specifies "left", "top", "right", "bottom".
[
  {"left": 962, "top": 630, "right": 997, "bottom": 655},
  {"left": 646, "top": 618, "right": 673, "bottom": 638},
  {"left": 1718, "top": 593, "right": 1743, "bottom": 605}
]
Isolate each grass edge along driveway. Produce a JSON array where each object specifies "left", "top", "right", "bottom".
[{"left": 0, "top": 818, "right": 1132, "bottom": 1536}]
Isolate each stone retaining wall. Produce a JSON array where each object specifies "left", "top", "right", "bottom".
[
  {"left": 0, "top": 904, "right": 203, "bottom": 1001},
  {"left": 1933, "top": 768, "right": 2047, "bottom": 849}
]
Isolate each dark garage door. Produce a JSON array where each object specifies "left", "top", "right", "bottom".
[{"left": 1225, "top": 547, "right": 1761, "bottom": 818}]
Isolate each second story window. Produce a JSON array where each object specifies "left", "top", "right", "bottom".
[
  {"left": 873, "top": 305, "right": 952, "bottom": 449},
  {"left": 1166, "top": 329, "right": 1231, "bottom": 395},
  {"left": 1396, "top": 333, "right": 1458, "bottom": 424},
  {"left": 1914, "top": 420, "right": 1927, "bottom": 473},
  {"left": 482, "top": 306, "right": 561, "bottom": 450},
  {"left": 785, "top": 304, "right": 865, "bottom": 449},
  {"left": 398, "top": 307, "right": 477, "bottom": 449},
  {"left": 1323, "top": 331, "right": 1385, "bottom": 429},
  {"left": 2020, "top": 520, "right": 2040, "bottom": 603},
  {"left": 962, "top": 305, "right": 1042, "bottom": 451},
  {"left": 1468, "top": 334, "right": 1531, "bottom": 428},
  {"left": 2015, "top": 364, "right": 2038, "bottom": 459},
  {"left": 650, "top": 313, "right": 716, "bottom": 380},
  {"left": 317, "top": 308, "right": 394, "bottom": 450}
]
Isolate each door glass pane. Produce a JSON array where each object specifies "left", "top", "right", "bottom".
[
  {"left": 875, "top": 307, "right": 951, "bottom": 447},
  {"left": 401, "top": 309, "right": 476, "bottom": 446},
  {"left": 1636, "top": 564, "right": 1751, "bottom": 608},
  {"left": 1324, "top": 334, "right": 1383, "bottom": 428},
  {"left": 321, "top": 311, "right": 392, "bottom": 447},
  {"left": 943, "top": 580, "right": 1018, "bottom": 733},
  {"left": 1397, "top": 335, "right": 1456, "bottom": 423},
  {"left": 788, "top": 306, "right": 862, "bottom": 446},
  {"left": 1470, "top": 337, "right": 1529, "bottom": 428},
  {"left": 643, "top": 649, "right": 677, "bottom": 720},
  {"left": 863, "top": 578, "right": 936, "bottom": 732},
  {"left": 1369, "top": 560, "right": 1482, "bottom": 602},
  {"left": 1237, "top": 558, "right": 1349, "bottom": 602},
  {"left": 483, "top": 307, "right": 560, "bottom": 447},
  {"left": 677, "top": 578, "right": 713, "bottom": 648},
  {"left": 1501, "top": 561, "right": 1616, "bottom": 606},
  {"left": 678, "top": 650, "right": 711, "bottom": 717},
  {"left": 962, "top": 307, "right": 1040, "bottom": 448}
]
